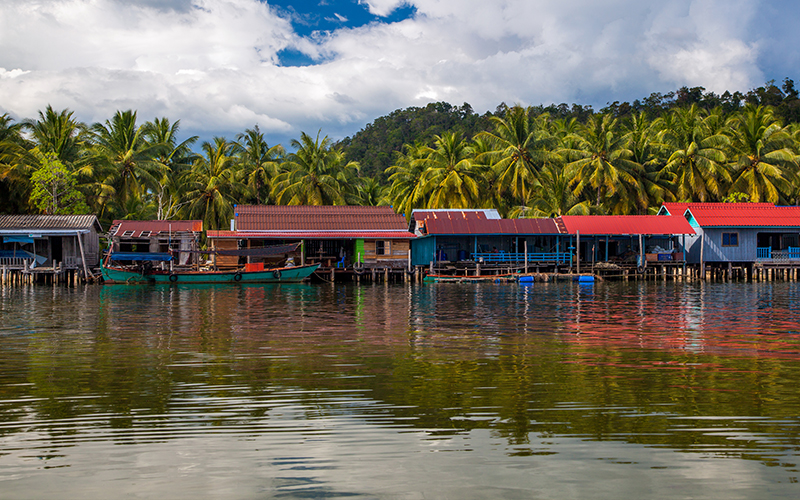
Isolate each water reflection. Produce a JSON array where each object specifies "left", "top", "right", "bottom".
[{"left": 2, "top": 281, "right": 800, "bottom": 497}]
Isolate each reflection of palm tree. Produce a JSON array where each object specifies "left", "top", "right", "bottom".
[
  {"left": 236, "top": 125, "right": 284, "bottom": 205},
  {"left": 272, "top": 131, "right": 358, "bottom": 205},
  {"left": 90, "top": 110, "right": 166, "bottom": 213},
  {"left": 419, "top": 132, "right": 484, "bottom": 209},
  {"left": 657, "top": 105, "right": 730, "bottom": 202},
  {"left": 726, "top": 105, "right": 795, "bottom": 203},
  {"left": 565, "top": 114, "right": 643, "bottom": 211},
  {"left": 182, "top": 137, "right": 244, "bottom": 230}
]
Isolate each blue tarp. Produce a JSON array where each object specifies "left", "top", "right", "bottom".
[
  {"left": 2, "top": 236, "right": 35, "bottom": 244},
  {"left": 109, "top": 252, "right": 173, "bottom": 262}
]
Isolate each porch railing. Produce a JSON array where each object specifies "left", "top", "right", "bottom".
[
  {"left": 472, "top": 252, "right": 571, "bottom": 264},
  {"left": 757, "top": 247, "right": 800, "bottom": 261}
]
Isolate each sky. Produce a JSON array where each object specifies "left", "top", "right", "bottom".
[{"left": 1, "top": 0, "right": 798, "bottom": 149}]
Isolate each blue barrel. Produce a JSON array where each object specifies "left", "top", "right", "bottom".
[{"left": 458, "top": 250, "right": 467, "bottom": 261}]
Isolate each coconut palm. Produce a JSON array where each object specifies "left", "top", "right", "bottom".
[
  {"left": 657, "top": 105, "right": 730, "bottom": 202},
  {"left": 0, "top": 113, "right": 32, "bottom": 212},
  {"left": 182, "top": 137, "right": 244, "bottom": 230},
  {"left": 142, "top": 117, "right": 198, "bottom": 219},
  {"left": 476, "top": 106, "right": 557, "bottom": 204},
  {"left": 385, "top": 142, "right": 430, "bottom": 219},
  {"left": 509, "top": 163, "right": 591, "bottom": 218},
  {"left": 89, "top": 110, "right": 167, "bottom": 215},
  {"left": 725, "top": 104, "right": 795, "bottom": 203},
  {"left": 355, "top": 176, "right": 387, "bottom": 206},
  {"left": 272, "top": 131, "right": 358, "bottom": 205},
  {"left": 236, "top": 125, "right": 285, "bottom": 205},
  {"left": 564, "top": 114, "right": 644, "bottom": 212},
  {"left": 23, "top": 105, "right": 86, "bottom": 166},
  {"left": 419, "top": 132, "right": 484, "bottom": 209}
]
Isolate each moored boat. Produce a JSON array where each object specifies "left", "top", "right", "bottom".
[{"left": 101, "top": 246, "right": 319, "bottom": 284}]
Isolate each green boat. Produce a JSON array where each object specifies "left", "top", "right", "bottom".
[{"left": 101, "top": 251, "right": 319, "bottom": 284}]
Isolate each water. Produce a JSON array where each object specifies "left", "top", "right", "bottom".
[{"left": 1, "top": 281, "right": 800, "bottom": 499}]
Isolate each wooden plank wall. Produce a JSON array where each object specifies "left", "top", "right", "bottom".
[{"left": 211, "top": 239, "right": 239, "bottom": 269}]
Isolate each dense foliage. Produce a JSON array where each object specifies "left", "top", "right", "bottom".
[{"left": 3, "top": 80, "right": 800, "bottom": 227}]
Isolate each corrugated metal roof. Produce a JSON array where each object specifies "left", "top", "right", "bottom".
[
  {"left": 234, "top": 205, "right": 408, "bottom": 231},
  {"left": 109, "top": 220, "right": 203, "bottom": 237},
  {"left": 412, "top": 209, "right": 501, "bottom": 220},
  {"left": 0, "top": 214, "right": 101, "bottom": 231},
  {"left": 422, "top": 217, "right": 559, "bottom": 235},
  {"left": 207, "top": 230, "right": 414, "bottom": 240},
  {"left": 680, "top": 203, "right": 800, "bottom": 227},
  {"left": 660, "top": 202, "right": 775, "bottom": 217},
  {"left": 558, "top": 215, "right": 696, "bottom": 235}
]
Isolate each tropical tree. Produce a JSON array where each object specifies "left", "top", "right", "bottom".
[
  {"left": 509, "top": 163, "right": 591, "bottom": 218},
  {"left": 725, "top": 104, "right": 796, "bottom": 203},
  {"left": 181, "top": 137, "right": 244, "bottom": 230},
  {"left": 354, "top": 176, "right": 386, "bottom": 206},
  {"left": 143, "top": 117, "right": 198, "bottom": 219},
  {"left": 476, "top": 106, "right": 556, "bottom": 204},
  {"left": 385, "top": 142, "right": 430, "bottom": 219},
  {"left": 28, "top": 148, "right": 90, "bottom": 215},
  {"left": 0, "top": 113, "right": 32, "bottom": 212},
  {"left": 418, "top": 132, "right": 484, "bottom": 209},
  {"left": 23, "top": 105, "right": 86, "bottom": 166},
  {"left": 236, "top": 125, "right": 284, "bottom": 205},
  {"left": 272, "top": 131, "right": 358, "bottom": 205},
  {"left": 89, "top": 110, "right": 166, "bottom": 216},
  {"left": 657, "top": 105, "right": 731, "bottom": 202},
  {"left": 564, "top": 114, "right": 644, "bottom": 212}
]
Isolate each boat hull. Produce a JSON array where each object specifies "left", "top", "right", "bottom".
[{"left": 101, "top": 264, "right": 320, "bottom": 284}]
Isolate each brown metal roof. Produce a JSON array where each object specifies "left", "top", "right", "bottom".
[
  {"left": 422, "top": 216, "right": 560, "bottom": 235},
  {"left": 0, "top": 214, "right": 101, "bottom": 231},
  {"left": 109, "top": 220, "right": 203, "bottom": 237},
  {"left": 234, "top": 205, "right": 408, "bottom": 231},
  {"left": 207, "top": 230, "right": 413, "bottom": 240}
]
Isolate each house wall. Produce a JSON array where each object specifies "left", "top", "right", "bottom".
[
  {"left": 411, "top": 236, "right": 437, "bottom": 266},
  {"left": 211, "top": 239, "right": 239, "bottom": 269},
  {"left": 363, "top": 239, "right": 410, "bottom": 267},
  {"left": 685, "top": 228, "right": 760, "bottom": 263}
]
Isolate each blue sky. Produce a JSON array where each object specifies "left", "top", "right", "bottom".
[{"left": 0, "top": 0, "right": 798, "bottom": 149}]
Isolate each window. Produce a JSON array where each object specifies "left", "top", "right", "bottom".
[
  {"left": 722, "top": 233, "right": 739, "bottom": 247},
  {"left": 376, "top": 240, "right": 390, "bottom": 255}
]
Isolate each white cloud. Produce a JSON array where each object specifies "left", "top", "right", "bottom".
[{"left": 0, "top": 0, "right": 778, "bottom": 147}]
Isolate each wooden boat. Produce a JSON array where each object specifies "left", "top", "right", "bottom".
[{"left": 101, "top": 245, "right": 319, "bottom": 284}]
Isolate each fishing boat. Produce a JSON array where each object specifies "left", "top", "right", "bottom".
[{"left": 101, "top": 242, "right": 319, "bottom": 284}]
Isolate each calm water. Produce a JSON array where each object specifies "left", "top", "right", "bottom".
[{"left": 2, "top": 281, "right": 800, "bottom": 499}]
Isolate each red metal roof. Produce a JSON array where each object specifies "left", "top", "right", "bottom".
[
  {"left": 207, "top": 230, "right": 413, "bottom": 240},
  {"left": 660, "top": 202, "right": 775, "bottom": 217},
  {"left": 422, "top": 217, "right": 559, "bottom": 235},
  {"left": 558, "top": 215, "right": 695, "bottom": 235},
  {"left": 678, "top": 203, "right": 800, "bottom": 227},
  {"left": 110, "top": 220, "right": 202, "bottom": 237},
  {"left": 234, "top": 205, "right": 408, "bottom": 231}
]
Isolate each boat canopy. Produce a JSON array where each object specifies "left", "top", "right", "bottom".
[{"left": 109, "top": 252, "right": 173, "bottom": 262}]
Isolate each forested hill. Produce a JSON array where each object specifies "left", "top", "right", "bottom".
[{"left": 337, "top": 79, "right": 800, "bottom": 180}]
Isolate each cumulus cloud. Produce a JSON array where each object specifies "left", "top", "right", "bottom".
[{"left": 0, "top": 0, "right": 782, "bottom": 147}]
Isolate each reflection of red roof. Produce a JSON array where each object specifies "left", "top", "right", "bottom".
[
  {"left": 234, "top": 205, "right": 408, "bottom": 231},
  {"left": 664, "top": 203, "right": 800, "bottom": 227},
  {"left": 110, "top": 220, "right": 202, "bottom": 237},
  {"left": 558, "top": 215, "right": 695, "bottom": 235},
  {"left": 207, "top": 230, "right": 413, "bottom": 240}
]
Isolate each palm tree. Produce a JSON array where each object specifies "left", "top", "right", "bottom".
[
  {"left": 385, "top": 142, "right": 430, "bottom": 219},
  {"left": 476, "top": 106, "right": 556, "bottom": 204},
  {"left": 657, "top": 105, "right": 730, "bottom": 202},
  {"left": 621, "top": 112, "right": 671, "bottom": 213},
  {"left": 0, "top": 113, "right": 32, "bottom": 212},
  {"left": 23, "top": 105, "right": 86, "bottom": 166},
  {"left": 419, "top": 132, "right": 484, "bottom": 209},
  {"left": 725, "top": 104, "right": 795, "bottom": 203},
  {"left": 143, "top": 117, "right": 198, "bottom": 219},
  {"left": 272, "top": 131, "right": 358, "bottom": 205},
  {"left": 355, "top": 176, "right": 387, "bottom": 206},
  {"left": 235, "top": 125, "right": 284, "bottom": 205},
  {"left": 181, "top": 137, "right": 244, "bottom": 230},
  {"left": 509, "top": 163, "right": 591, "bottom": 218},
  {"left": 564, "top": 114, "right": 644, "bottom": 212},
  {"left": 89, "top": 110, "right": 167, "bottom": 216}
]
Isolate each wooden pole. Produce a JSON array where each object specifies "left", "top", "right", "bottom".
[
  {"left": 524, "top": 240, "right": 528, "bottom": 274},
  {"left": 76, "top": 233, "right": 91, "bottom": 283},
  {"left": 576, "top": 230, "right": 580, "bottom": 275}
]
